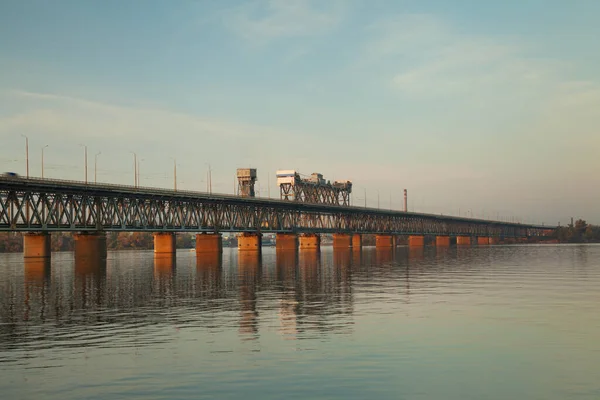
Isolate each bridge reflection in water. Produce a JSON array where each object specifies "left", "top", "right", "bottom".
[{"left": 0, "top": 246, "right": 503, "bottom": 349}]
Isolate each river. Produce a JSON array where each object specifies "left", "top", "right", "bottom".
[{"left": 1, "top": 245, "right": 599, "bottom": 399}]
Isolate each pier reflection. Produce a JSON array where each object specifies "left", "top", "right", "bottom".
[
  {"left": 73, "top": 254, "right": 107, "bottom": 311},
  {"left": 408, "top": 246, "right": 425, "bottom": 263},
  {"left": 196, "top": 251, "right": 222, "bottom": 299},
  {"left": 154, "top": 255, "right": 176, "bottom": 299},
  {"left": 238, "top": 251, "right": 261, "bottom": 339},
  {"left": 375, "top": 248, "right": 393, "bottom": 264},
  {"left": 23, "top": 258, "right": 51, "bottom": 322},
  {"left": 0, "top": 248, "right": 391, "bottom": 347},
  {"left": 24, "top": 258, "right": 51, "bottom": 286}
]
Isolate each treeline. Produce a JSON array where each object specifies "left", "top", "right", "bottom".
[
  {"left": 0, "top": 232, "right": 195, "bottom": 253},
  {"left": 554, "top": 219, "right": 600, "bottom": 243}
]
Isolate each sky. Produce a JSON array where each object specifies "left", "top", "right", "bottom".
[{"left": 1, "top": 0, "right": 599, "bottom": 225}]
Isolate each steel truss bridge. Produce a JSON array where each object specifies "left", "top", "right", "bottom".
[{"left": 0, "top": 177, "right": 552, "bottom": 238}]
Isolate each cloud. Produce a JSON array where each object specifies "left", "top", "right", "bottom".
[
  {"left": 0, "top": 90, "right": 277, "bottom": 141},
  {"left": 361, "top": 13, "right": 600, "bottom": 142},
  {"left": 222, "top": 0, "right": 346, "bottom": 43},
  {"left": 0, "top": 89, "right": 376, "bottom": 192},
  {"left": 362, "top": 14, "right": 554, "bottom": 99}
]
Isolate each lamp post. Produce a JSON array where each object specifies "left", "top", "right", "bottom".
[
  {"left": 169, "top": 157, "right": 177, "bottom": 191},
  {"left": 41, "top": 145, "right": 48, "bottom": 179},
  {"left": 206, "top": 163, "right": 212, "bottom": 194},
  {"left": 79, "top": 144, "right": 88, "bottom": 183},
  {"left": 94, "top": 152, "right": 101, "bottom": 184},
  {"left": 130, "top": 152, "right": 137, "bottom": 187},
  {"left": 20, "top": 134, "right": 29, "bottom": 178},
  {"left": 137, "top": 159, "right": 144, "bottom": 187}
]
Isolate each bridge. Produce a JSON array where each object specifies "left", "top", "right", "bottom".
[{"left": 0, "top": 176, "right": 554, "bottom": 259}]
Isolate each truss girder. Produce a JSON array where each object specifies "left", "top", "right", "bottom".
[{"left": 0, "top": 179, "right": 548, "bottom": 238}]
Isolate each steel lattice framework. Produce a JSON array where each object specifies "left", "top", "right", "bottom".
[
  {"left": 0, "top": 177, "right": 553, "bottom": 238},
  {"left": 278, "top": 173, "right": 352, "bottom": 206}
]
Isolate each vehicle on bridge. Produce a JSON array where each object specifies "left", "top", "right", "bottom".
[{"left": 1, "top": 172, "right": 19, "bottom": 178}]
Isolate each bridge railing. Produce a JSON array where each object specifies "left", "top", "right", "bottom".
[{"left": 0, "top": 175, "right": 552, "bottom": 230}]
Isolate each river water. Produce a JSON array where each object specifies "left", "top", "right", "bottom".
[{"left": 1, "top": 245, "right": 599, "bottom": 400}]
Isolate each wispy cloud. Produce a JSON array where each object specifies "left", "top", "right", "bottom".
[
  {"left": 363, "top": 14, "right": 556, "bottom": 99},
  {"left": 0, "top": 89, "right": 319, "bottom": 189},
  {"left": 361, "top": 13, "right": 600, "bottom": 146},
  {"left": 222, "top": 0, "right": 346, "bottom": 43},
  {"left": 0, "top": 89, "right": 372, "bottom": 188},
  {"left": 1, "top": 90, "right": 273, "bottom": 141}
]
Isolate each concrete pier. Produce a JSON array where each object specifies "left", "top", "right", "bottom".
[
  {"left": 332, "top": 233, "right": 352, "bottom": 249},
  {"left": 195, "top": 233, "right": 222, "bottom": 253},
  {"left": 352, "top": 234, "right": 362, "bottom": 248},
  {"left": 74, "top": 232, "right": 107, "bottom": 259},
  {"left": 276, "top": 233, "right": 298, "bottom": 250},
  {"left": 409, "top": 235, "right": 425, "bottom": 247},
  {"left": 375, "top": 235, "right": 394, "bottom": 248},
  {"left": 238, "top": 233, "right": 262, "bottom": 251},
  {"left": 23, "top": 233, "right": 51, "bottom": 258},
  {"left": 154, "top": 232, "right": 176, "bottom": 254},
  {"left": 477, "top": 237, "right": 490, "bottom": 245},
  {"left": 435, "top": 236, "right": 451, "bottom": 246},
  {"left": 299, "top": 234, "right": 320, "bottom": 250},
  {"left": 456, "top": 236, "right": 471, "bottom": 246}
]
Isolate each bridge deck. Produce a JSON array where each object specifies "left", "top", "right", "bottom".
[{"left": 0, "top": 177, "right": 551, "bottom": 236}]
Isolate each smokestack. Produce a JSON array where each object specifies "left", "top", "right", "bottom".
[{"left": 403, "top": 189, "right": 407, "bottom": 212}]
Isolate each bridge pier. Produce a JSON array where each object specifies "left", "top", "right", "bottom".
[
  {"left": 299, "top": 234, "right": 320, "bottom": 250},
  {"left": 435, "top": 236, "right": 451, "bottom": 246},
  {"left": 276, "top": 233, "right": 298, "bottom": 250},
  {"left": 196, "top": 233, "right": 222, "bottom": 253},
  {"left": 352, "top": 234, "right": 362, "bottom": 248},
  {"left": 477, "top": 237, "right": 490, "bottom": 245},
  {"left": 333, "top": 233, "right": 352, "bottom": 249},
  {"left": 238, "top": 233, "right": 262, "bottom": 251},
  {"left": 409, "top": 235, "right": 425, "bottom": 247},
  {"left": 24, "top": 258, "right": 51, "bottom": 283},
  {"left": 375, "top": 235, "right": 394, "bottom": 248},
  {"left": 456, "top": 236, "right": 471, "bottom": 246},
  {"left": 23, "top": 232, "right": 51, "bottom": 259},
  {"left": 154, "top": 232, "right": 176, "bottom": 254},
  {"left": 74, "top": 232, "right": 107, "bottom": 259}
]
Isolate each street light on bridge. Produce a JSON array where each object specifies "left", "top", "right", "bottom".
[
  {"left": 137, "top": 158, "right": 144, "bottom": 187},
  {"left": 78, "top": 144, "right": 88, "bottom": 184},
  {"left": 169, "top": 157, "right": 177, "bottom": 191},
  {"left": 130, "top": 152, "right": 137, "bottom": 187},
  {"left": 41, "top": 145, "right": 48, "bottom": 179},
  {"left": 95, "top": 152, "right": 101, "bottom": 184},
  {"left": 20, "top": 134, "right": 29, "bottom": 178},
  {"left": 205, "top": 163, "right": 212, "bottom": 194}
]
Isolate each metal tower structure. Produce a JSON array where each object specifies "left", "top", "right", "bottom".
[{"left": 237, "top": 168, "right": 257, "bottom": 197}]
